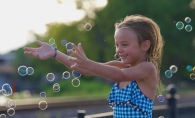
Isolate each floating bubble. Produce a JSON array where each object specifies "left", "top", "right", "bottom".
[
  {"left": 190, "top": 73, "right": 195, "bottom": 80},
  {"left": 157, "top": 95, "right": 165, "bottom": 102},
  {"left": 114, "top": 54, "right": 120, "bottom": 60},
  {"left": 159, "top": 116, "right": 164, "bottom": 118},
  {"left": 4, "top": 98, "right": 12, "bottom": 108},
  {"left": 2, "top": 83, "right": 12, "bottom": 96},
  {"left": 38, "top": 100, "right": 48, "bottom": 110},
  {"left": 176, "top": 21, "right": 184, "bottom": 30},
  {"left": 18, "top": 65, "right": 27, "bottom": 76},
  {"left": 165, "top": 70, "right": 173, "bottom": 78},
  {"left": 185, "top": 24, "right": 193, "bottom": 32},
  {"left": 27, "top": 67, "right": 34, "bottom": 75},
  {"left": 72, "top": 70, "right": 81, "bottom": 78},
  {"left": 192, "top": 67, "right": 195, "bottom": 73},
  {"left": 7, "top": 108, "right": 15, "bottom": 116},
  {"left": 0, "top": 114, "right": 6, "bottom": 118},
  {"left": 186, "top": 65, "right": 193, "bottom": 72},
  {"left": 72, "top": 78, "right": 80, "bottom": 87},
  {"left": 66, "top": 42, "right": 73, "bottom": 50},
  {"left": 46, "top": 73, "right": 55, "bottom": 82},
  {"left": 40, "top": 92, "right": 46, "bottom": 99},
  {"left": 49, "top": 38, "right": 55, "bottom": 45},
  {"left": 184, "top": 17, "right": 191, "bottom": 23},
  {"left": 84, "top": 23, "right": 92, "bottom": 31},
  {"left": 61, "top": 40, "right": 67, "bottom": 46},
  {"left": 62, "top": 71, "right": 70, "bottom": 79},
  {"left": 169, "top": 65, "right": 178, "bottom": 73},
  {"left": 7, "top": 99, "right": 16, "bottom": 108},
  {"left": 53, "top": 83, "right": 60, "bottom": 92},
  {"left": 51, "top": 43, "right": 57, "bottom": 48}
]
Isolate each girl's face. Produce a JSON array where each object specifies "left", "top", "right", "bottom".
[{"left": 114, "top": 28, "right": 146, "bottom": 66}]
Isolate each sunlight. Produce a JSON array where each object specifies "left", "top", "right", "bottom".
[{"left": 0, "top": 0, "right": 107, "bottom": 54}]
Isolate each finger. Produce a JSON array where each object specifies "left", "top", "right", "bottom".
[
  {"left": 24, "top": 51, "right": 33, "bottom": 55},
  {"left": 68, "top": 56, "right": 77, "bottom": 62},
  {"left": 71, "top": 43, "right": 80, "bottom": 53},
  {"left": 67, "top": 49, "right": 79, "bottom": 57},
  {"left": 23, "top": 47, "right": 37, "bottom": 51},
  {"left": 78, "top": 43, "right": 85, "bottom": 55},
  {"left": 35, "top": 40, "right": 44, "bottom": 46}
]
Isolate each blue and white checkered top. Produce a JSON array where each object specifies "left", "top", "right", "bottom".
[{"left": 107, "top": 81, "right": 153, "bottom": 118}]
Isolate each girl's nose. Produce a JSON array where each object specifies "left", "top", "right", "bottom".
[{"left": 116, "top": 47, "right": 123, "bottom": 54}]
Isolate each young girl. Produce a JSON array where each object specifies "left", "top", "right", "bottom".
[{"left": 24, "top": 14, "right": 164, "bottom": 118}]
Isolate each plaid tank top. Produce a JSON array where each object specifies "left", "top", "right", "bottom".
[{"left": 107, "top": 81, "right": 153, "bottom": 118}]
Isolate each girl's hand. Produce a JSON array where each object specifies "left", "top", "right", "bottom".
[
  {"left": 68, "top": 43, "right": 91, "bottom": 74},
  {"left": 23, "top": 40, "right": 55, "bottom": 60}
]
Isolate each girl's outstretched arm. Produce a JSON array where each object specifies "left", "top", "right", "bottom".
[
  {"left": 23, "top": 40, "right": 126, "bottom": 76},
  {"left": 68, "top": 43, "right": 156, "bottom": 82}
]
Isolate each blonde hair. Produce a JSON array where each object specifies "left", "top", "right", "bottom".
[{"left": 115, "top": 14, "right": 164, "bottom": 94}]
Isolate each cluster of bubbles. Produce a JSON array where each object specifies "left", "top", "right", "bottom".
[
  {"left": 49, "top": 38, "right": 57, "bottom": 48},
  {"left": 60, "top": 39, "right": 82, "bottom": 87},
  {"left": 176, "top": 17, "right": 193, "bottom": 32},
  {"left": 0, "top": 83, "right": 16, "bottom": 117},
  {"left": 186, "top": 65, "right": 195, "bottom": 80},
  {"left": 159, "top": 65, "right": 178, "bottom": 103},
  {"left": 38, "top": 92, "right": 47, "bottom": 110},
  {"left": 18, "top": 65, "right": 34, "bottom": 76},
  {"left": 45, "top": 73, "right": 60, "bottom": 92},
  {"left": 71, "top": 70, "right": 81, "bottom": 87},
  {"left": 165, "top": 65, "right": 178, "bottom": 78}
]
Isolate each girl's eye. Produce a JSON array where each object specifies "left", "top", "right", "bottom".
[{"left": 122, "top": 44, "right": 128, "bottom": 46}]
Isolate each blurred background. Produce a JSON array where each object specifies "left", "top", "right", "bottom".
[{"left": 0, "top": 0, "right": 195, "bottom": 118}]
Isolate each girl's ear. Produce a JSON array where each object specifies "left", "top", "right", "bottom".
[{"left": 141, "top": 40, "right": 151, "bottom": 51}]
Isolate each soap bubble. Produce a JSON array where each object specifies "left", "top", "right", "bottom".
[
  {"left": 72, "top": 78, "right": 80, "bottom": 87},
  {"left": 114, "top": 54, "right": 120, "bottom": 60},
  {"left": 27, "top": 67, "right": 34, "bottom": 75},
  {"left": 165, "top": 70, "right": 173, "bottom": 78},
  {"left": 61, "top": 40, "right": 67, "bottom": 46},
  {"left": 46, "top": 73, "right": 55, "bottom": 82},
  {"left": 84, "top": 23, "right": 92, "bottom": 31},
  {"left": 185, "top": 24, "right": 193, "bottom": 32},
  {"left": 53, "top": 83, "right": 60, "bottom": 92},
  {"left": 2, "top": 83, "right": 12, "bottom": 96},
  {"left": 157, "top": 95, "right": 165, "bottom": 102},
  {"left": 40, "top": 92, "right": 46, "bottom": 99},
  {"left": 184, "top": 17, "right": 191, "bottom": 23},
  {"left": 62, "top": 71, "right": 70, "bottom": 79},
  {"left": 0, "top": 114, "right": 6, "bottom": 118},
  {"left": 169, "top": 65, "right": 178, "bottom": 73},
  {"left": 38, "top": 100, "right": 48, "bottom": 110},
  {"left": 49, "top": 38, "right": 55, "bottom": 44},
  {"left": 72, "top": 70, "right": 81, "bottom": 78},
  {"left": 7, "top": 108, "right": 15, "bottom": 116},
  {"left": 18, "top": 65, "right": 27, "bottom": 76},
  {"left": 176, "top": 21, "right": 184, "bottom": 30},
  {"left": 186, "top": 65, "right": 193, "bottom": 72}
]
